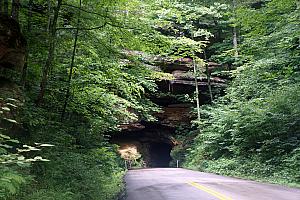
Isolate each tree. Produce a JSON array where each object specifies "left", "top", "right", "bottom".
[
  {"left": 61, "top": 0, "right": 81, "bottom": 121},
  {"left": 36, "top": 0, "right": 62, "bottom": 105}
]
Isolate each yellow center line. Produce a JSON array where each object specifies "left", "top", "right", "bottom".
[{"left": 187, "top": 181, "right": 233, "bottom": 200}]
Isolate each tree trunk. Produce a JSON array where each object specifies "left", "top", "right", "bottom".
[
  {"left": 3, "top": 0, "right": 8, "bottom": 15},
  {"left": 27, "top": 0, "right": 33, "bottom": 32},
  {"left": 11, "top": 0, "right": 20, "bottom": 21},
  {"left": 232, "top": 0, "right": 239, "bottom": 58},
  {"left": 206, "top": 65, "right": 213, "bottom": 103},
  {"left": 21, "top": 0, "right": 34, "bottom": 88},
  {"left": 47, "top": 0, "right": 52, "bottom": 32},
  {"left": 204, "top": 52, "right": 213, "bottom": 103},
  {"left": 0, "top": 0, "right": 3, "bottom": 14},
  {"left": 36, "top": 0, "right": 62, "bottom": 105},
  {"left": 61, "top": 0, "right": 81, "bottom": 121},
  {"left": 193, "top": 59, "right": 200, "bottom": 121},
  {"left": 233, "top": 26, "right": 238, "bottom": 57}
]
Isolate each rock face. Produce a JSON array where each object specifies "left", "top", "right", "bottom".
[
  {"left": 112, "top": 53, "right": 228, "bottom": 167},
  {"left": 0, "top": 15, "right": 26, "bottom": 72},
  {"left": 156, "top": 104, "right": 191, "bottom": 127},
  {"left": 0, "top": 15, "right": 26, "bottom": 134}
]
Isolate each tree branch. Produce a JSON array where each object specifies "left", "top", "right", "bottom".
[
  {"left": 56, "top": 22, "right": 141, "bottom": 31},
  {"left": 61, "top": 3, "right": 110, "bottom": 18},
  {"left": 56, "top": 22, "right": 107, "bottom": 31}
]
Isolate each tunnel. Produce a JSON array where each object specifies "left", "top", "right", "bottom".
[
  {"left": 110, "top": 124, "right": 175, "bottom": 168},
  {"left": 148, "top": 142, "right": 172, "bottom": 167},
  {"left": 116, "top": 141, "right": 173, "bottom": 168}
]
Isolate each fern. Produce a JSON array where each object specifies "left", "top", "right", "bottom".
[{"left": 0, "top": 168, "right": 26, "bottom": 199}]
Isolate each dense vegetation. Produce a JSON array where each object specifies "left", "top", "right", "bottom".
[
  {"left": 1, "top": 0, "right": 165, "bottom": 199},
  {"left": 0, "top": 0, "right": 299, "bottom": 199},
  {"left": 182, "top": 0, "right": 300, "bottom": 187}
]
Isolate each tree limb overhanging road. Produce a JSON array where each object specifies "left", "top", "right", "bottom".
[{"left": 124, "top": 168, "right": 300, "bottom": 200}]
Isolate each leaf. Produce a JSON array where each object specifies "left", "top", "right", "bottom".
[
  {"left": 0, "top": 144, "right": 13, "bottom": 149},
  {"left": 31, "top": 156, "right": 50, "bottom": 162},
  {"left": 39, "top": 144, "right": 55, "bottom": 147},
  {"left": 8, "top": 139, "right": 19, "bottom": 143},
  {"left": 17, "top": 149, "right": 31, "bottom": 153},
  {"left": 17, "top": 156, "right": 25, "bottom": 161},
  {"left": 2, "top": 107, "right": 10, "bottom": 111},
  {"left": 3, "top": 118, "right": 18, "bottom": 124},
  {"left": 6, "top": 98, "right": 18, "bottom": 102},
  {"left": 6, "top": 103, "right": 18, "bottom": 108},
  {"left": 28, "top": 147, "right": 41, "bottom": 151},
  {"left": 0, "top": 134, "right": 11, "bottom": 139}
]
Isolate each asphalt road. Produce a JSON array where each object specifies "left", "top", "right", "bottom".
[{"left": 124, "top": 168, "right": 300, "bottom": 200}]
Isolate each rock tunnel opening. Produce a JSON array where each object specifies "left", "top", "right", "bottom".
[
  {"left": 111, "top": 124, "right": 175, "bottom": 168},
  {"left": 116, "top": 141, "right": 173, "bottom": 168},
  {"left": 148, "top": 142, "right": 172, "bottom": 168}
]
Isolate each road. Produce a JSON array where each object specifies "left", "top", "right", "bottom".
[{"left": 124, "top": 168, "right": 300, "bottom": 200}]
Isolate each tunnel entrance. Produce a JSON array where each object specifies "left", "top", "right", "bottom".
[
  {"left": 148, "top": 142, "right": 172, "bottom": 167},
  {"left": 115, "top": 141, "right": 173, "bottom": 168},
  {"left": 110, "top": 124, "right": 176, "bottom": 168}
]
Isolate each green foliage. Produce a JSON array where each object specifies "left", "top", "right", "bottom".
[
  {"left": 9, "top": 0, "right": 167, "bottom": 199},
  {"left": 23, "top": 189, "right": 75, "bottom": 200},
  {"left": 170, "top": 125, "right": 197, "bottom": 167},
  {"left": 185, "top": 0, "right": 300, "bottom": 187},
  {"left": 146, "top": 1, "right": 229, "bottom": 58},
  {"left": 3, "top": 0, "right": 299, "bottom": 198},
  {"left": 0, "top": 98, "right": 27, "bottom": 200},
  {"left": 0, "top": 97, "right": 50, "bottom": 199},
  {"left": 17, "top": 100, "right": 126, "bottom": 199},
  {"left": 21, "top": 147, "right": 124, "bottom": 200},
  {"left": 186, "top": 84, "right": 300, "bottom": 186},
  {"left": 0, "top": 167, "right": 26, "bottom": 199},
  {"left": 152, "top": 1, "right": 227, "bottom": 39}
]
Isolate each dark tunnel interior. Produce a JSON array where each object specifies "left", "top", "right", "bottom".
[{"left": 148, "top": 142, "right": 172, "bottom": 168}]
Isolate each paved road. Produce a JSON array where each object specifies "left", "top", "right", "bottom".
[{"left": 124, "top": 168, "right": 300, "bottom": 200}]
